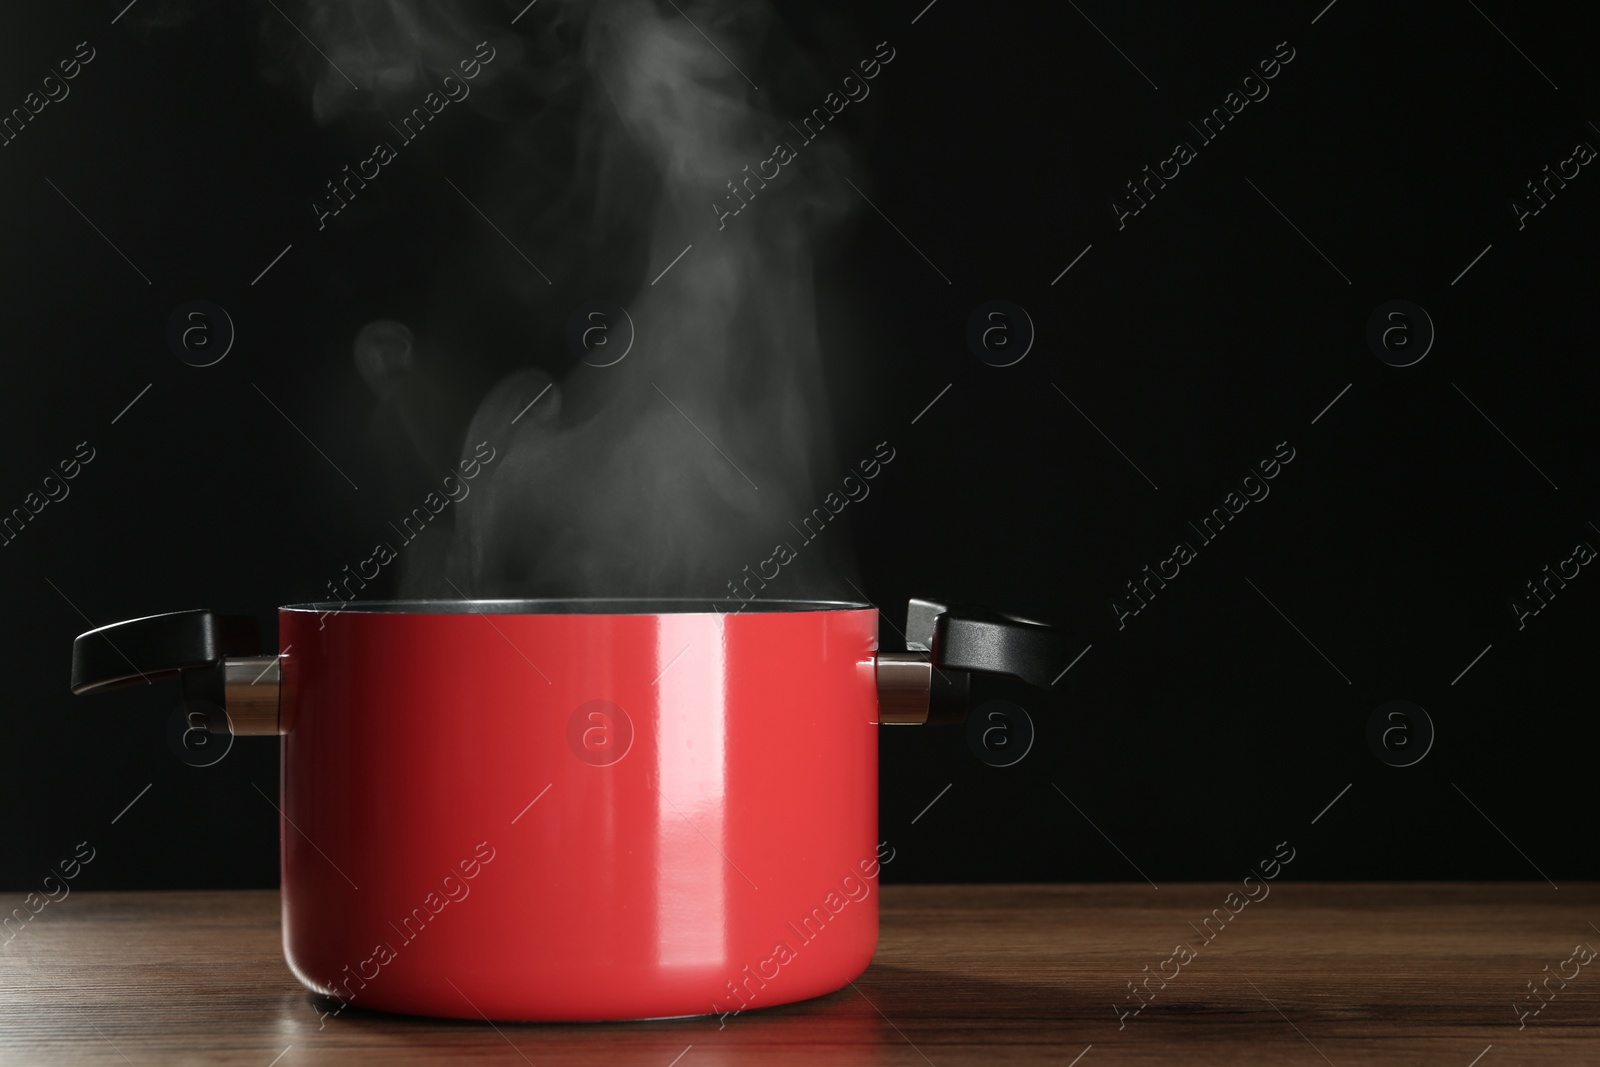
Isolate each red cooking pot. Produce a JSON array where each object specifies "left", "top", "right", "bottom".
[{"left": 69, "top": 597, "right": 1066, "bottom": 1021}]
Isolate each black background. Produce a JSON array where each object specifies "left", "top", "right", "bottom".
[{"left": 2, "top": 0, "right": 1595, "bottom": 892}]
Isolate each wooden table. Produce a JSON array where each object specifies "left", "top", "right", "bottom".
[{"left": 2, "top": 884, "right": 1596, "bottom": 1065}]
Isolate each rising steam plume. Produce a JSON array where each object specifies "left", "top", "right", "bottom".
[{"left": 279, "top": 0, "right": 859, "bottom": 603}]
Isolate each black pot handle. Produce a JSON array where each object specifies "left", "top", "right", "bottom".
[
  {"left": 876, "top": 598, "right": 1076, "bottom": 725},
  {"left": 69, "top": 610, "right": 283, "bottom": 736},
  {"left": 70, "top": 609, "right": 260, "bottom": 696},
  {"left": 907, "top": 598, "right": 1070, "bottom": 690}
]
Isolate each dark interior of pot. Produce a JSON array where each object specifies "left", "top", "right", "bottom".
[{"left": 280, "top": 599, "right": 873, "bottom": 615}]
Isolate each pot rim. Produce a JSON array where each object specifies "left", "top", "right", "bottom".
[{"left": 280, "top": 598, "right": 874, "bottom": 615}]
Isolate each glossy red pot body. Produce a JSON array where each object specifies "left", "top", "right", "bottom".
[{"left": 276, "top": 601, "right": 882, "bottom": 1021}]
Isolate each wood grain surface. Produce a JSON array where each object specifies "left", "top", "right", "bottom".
[{"left": 1, "top": 883, "right": 1596, "bottom": 1065}]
